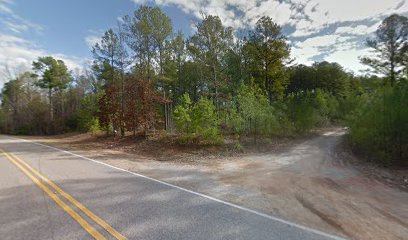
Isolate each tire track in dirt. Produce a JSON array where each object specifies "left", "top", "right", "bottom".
[
  {"left": 369, "top": 204, "right": 408, "bottom": 229},
  {"left": 295, "top": 194, "right": 351, "bottom": 238}
]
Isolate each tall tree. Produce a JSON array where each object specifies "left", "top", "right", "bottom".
[
  {"left": 286, "top": 64, "right": 317, "bottom": 93},
  {"left": 32, "top": 56, "right": 71, "bottom": 124},
  {"left": 123, "top": 5, "right": 156, "bottom": 81},
  {"left": 116, "top": 23, "right": 130, "bottom": 136},
  {"left": 172, "top": 31, "right": 186, "bottom": 86},
  {"left": 150, "top": 7, "right": 173, "bottom": 130},
  {"left": 361, "top": 14, "right": 408, "bottom": 85},
  {"left": 123, "top": 5, "right": 173, "bottom": 131},
  {"left": 93, "top": 28, "right": 129, "bottom": 136},
  {"left": 245, "top": 16, "right": 290, "bottom": 102},
  {"left": 168, "top": 31, "right": 186, "bottom": 101},
  {"left": 1, "top": 77, "right": 24, "bottom": 132},
  {"left": 92, "top": 29, "right": 121, "bottom": 85},
  {"left": 150, "top": 7, "right": 172, "bottom": 78},
  {"left": 224, "top": 39, "right": 246, "bottom": 93},
  {"left": 1, "top": 72, "right": 48, "bottom": 134},
  {"left": 188, "top": 15, "right": 233, "bottom": 115}
]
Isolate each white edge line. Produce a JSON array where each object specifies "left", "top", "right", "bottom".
[{"left": 8, "top": 135, "right": 345, "bottom": 240}]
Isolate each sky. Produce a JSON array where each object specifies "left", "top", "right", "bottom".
[{"left": 1, "top": 0, "right": 408, "bottom": 84}]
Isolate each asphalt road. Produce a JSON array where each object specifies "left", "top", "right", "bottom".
[{"left": 0, "top": 135, "right": 344, "bottom": 240}]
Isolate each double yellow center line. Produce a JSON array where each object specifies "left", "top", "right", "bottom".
[{"left": 1, "top": 148, "right": 127, "bottom": 240}]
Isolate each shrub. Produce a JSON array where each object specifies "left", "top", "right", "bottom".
[
  {"left": 284, "top": 89, "right": 340, "bottom": 133},
  {"left": 348, "top": 81, "right": 408, "bottom": 165},
  {"left": 173, "top": 93, "right": 192, "bottom": 134},
  {"left": 228, "top": 84, "right": 279, "bottom": 137},
  {"left": 77, "top": 94, "right": 99, "bottom": 132},
  {"left": 285, "top": 92, "right": 318, "bottom": 133},
  {"left": 192, "top": 97, "right": 223, "bottom": 144},
  {"left": 88, "top": 117, "right": 101, "bottom": 135},
  {"left": 173, "top": 95, "right": 223, "bottom": 145}
]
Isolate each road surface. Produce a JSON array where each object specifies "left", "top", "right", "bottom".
[{"left": 0, "top": 135, "right": 344, "bottom": 240}]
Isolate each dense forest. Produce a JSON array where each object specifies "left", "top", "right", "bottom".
[{"left": 0, "top": 6, "right": 407, "bottom": 165}]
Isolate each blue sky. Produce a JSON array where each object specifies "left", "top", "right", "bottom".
[
  {"left": 1, "top": 0, "right": 408, "bottom": 83},
  {"left": 5, "top": 0, "right": 192, "bottom": 57}
]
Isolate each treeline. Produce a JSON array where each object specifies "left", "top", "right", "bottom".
[
  {"left": 0, "top": 8, "right": 407, "bottom": 164},
  {"left": 348, "top": 14, "right": 408, "bottom": 165}
]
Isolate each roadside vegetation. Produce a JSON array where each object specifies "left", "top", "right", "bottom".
[
  {"left": 0, "top": 7, "right": 407, "bottom": 165},
  {"left": 348, "top": 14, "right": 408, "bottom": 166}
]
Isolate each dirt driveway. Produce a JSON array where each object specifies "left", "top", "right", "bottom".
[{"left": 26, "top": 129, "right": 408, "bottom": 239}]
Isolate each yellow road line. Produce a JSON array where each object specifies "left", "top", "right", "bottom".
[
  {"left": 0, "top": 149, "right": 106, "bottom": 240},
  {"left": 4, "top": 150, "right": 127, "bottom": 240}
]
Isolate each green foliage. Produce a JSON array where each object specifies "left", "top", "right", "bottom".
[
  {"left": 173, "top": 93, "right": 192, "bottom": 134},
  {"left": 284, "top": 89, "right": 339, "bottom": 133},
  {"left": 174, "top": 95, "right": 223, "bottom": 144},
  {"left": 0, "top": 73, "right": 49, "bottom": 135},
  {"left": 32, "top": 56, "right": 72, "bottom": 133},
  {"left": 192, "top": 97, "right": 223, "bottom": 144},
  {"left": 287, "top": 62, "right": 356, "bottom": 97},
  {"left": 313, "top": 89, "right": 339, "bottom": 123},
  {"left": 286, "top": 95, "right": 317, "bottom": 133},
  {"left": 76, "top": 94, "right": 100, "bottom": 132},
  {"left": 3, "top": 7, "right": 407, "bottom": 169},
  {"left": 92, "top": 29, "right": 121, "bottom": 72},
  {"left": 88, "top": 118, "right": 101, "bottom": 135},
  {"left": 348, "top": 81, "right": 408, "bottom": 165},
  {"left": 228, "top": 84, "right": 279, "bottom": 137},
  {"left": 335, "top": 94, "right": 361, "bottom": 122},
  {"left": 245, "top": 16, "right": 290, "bottom": 102},
  {"left": 32, "top": 56, "right": 71, "bottom": 91},
  {"left": 188, "top": 15, "right": 233, "bottom": 111},
  {"left": 361, "top": 14, "right": 408, "bottom": 84},
  {"left": 15, "top": 125, "right": 33, "bottom": 135}
]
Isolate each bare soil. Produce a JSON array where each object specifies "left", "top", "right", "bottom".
[{"left": 25, "top": 129, "right": 408, "bottom": 240}]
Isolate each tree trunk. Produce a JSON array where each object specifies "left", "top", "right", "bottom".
[
  {"left": 213, "top": 60, "right": 219, "bottom": 119},
  {"left": 265, "top": 60, "right": 273, "bottom": 105},
  {"left": 254, "top": 118, "right": 257, "bottom": 144},
  {"left": 48, "top": 87, "right": 53, "bottom": 122},
  {"left": 120, "top": 70, "right": 125, "bottom": 137},
  {"left": 147, "top": 40, "right": 151, "bottom": 82}
]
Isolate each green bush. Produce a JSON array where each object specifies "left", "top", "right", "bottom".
[
  {"left": 88, "top": 117, "right": 101, "bottom": 135},
  {"left": 348, "top": 81, "right": 408, "bottom": 165},
  {"left": 336, "top": 94, "right": 362, "bottom": 122},
  {"left": 285, "top": 92, "right": 318, "bottom": 133},
  {"left": 228, "top": 84, "right": 279, "bottom": 137},
  {"left": 15, "top": 125, "right": 32, "bottom": 135},
  {"left": 173, "top": 93, "right": 192, "bottom": 134},
  {"left": 173, "top": 95, "right": 223, "bottom": 145},
  {"left": 284, "top": 89, "right": 340, "bottom": 133},
  {"left": 313, "top": 89, "right": 338, "bottom": 124},
  {"left": 76, "top": 94, "right": 100, "bottom": 132}
]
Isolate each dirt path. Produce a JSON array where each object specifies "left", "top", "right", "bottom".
[{"left": 27, "top": 129, "right": 408, "bottom": 239}]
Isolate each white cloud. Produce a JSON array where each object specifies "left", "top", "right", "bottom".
[
  {"left": 325, "top": 47, "right": 371, "bottom": 73},
  {"left": 0, "top": 0, "right": 43, "bottom": 35},
  {"left": 4, "top": 21, "right": 29, "bottom": 33},
  {"left": 291, "top": 33, "right": 357, "bottom": 65},
  {"left": 132, "top": 0, "right": 407, "bottom": 35},
  {"left": 132, "top": 0, "right": 295, "bottom": 29},
  {"left": 0, "top": 1, "right": 83, "bottom": 85},
  {"left": 335, "top": 23, "right": 380, "bottom": 36},
  {"left": 291, "top": 0, "right": 407, "bottom": 37},
  {"left": 130, "top": 0, "right": 408, "bottom": 71},
  {"left": 85, "top": 35, "right": 100, "bottom": 49},
  {"left": 0, "top": 33, "right": 84, "bottom": 85},
  {"left": 299, "top": 35, "right": 339, "bottom": 48},
  {"left": 0, "top": 0, "right": 13, "bottom": 14},
  {"left": 291, "top": 45, "right": 320, "bottom": 65}
]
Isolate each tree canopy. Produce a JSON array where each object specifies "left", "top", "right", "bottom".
[{"left": 0, "top": 8, "right": 406, "bottom": 164}]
